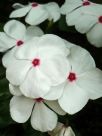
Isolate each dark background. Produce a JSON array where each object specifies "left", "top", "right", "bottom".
[{"left": 0, "top": 0, "right": 102, "bottom": 136}]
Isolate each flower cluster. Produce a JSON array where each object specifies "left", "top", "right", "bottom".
[
  {"left": 61, "top": 0, "right": 102, "bottom": 47},
  {"left": 0, "top": 0, "right": 102, "bottom": 135}
]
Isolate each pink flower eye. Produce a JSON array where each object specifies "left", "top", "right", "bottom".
[
  {"left": 35, "top": 98, "right": 44, "bottom": 103},
  {"left": 16, "top": 40, "right": 24, "bottom": 46},
  {"left": 32, "top": 2, "right": 38, "bottom": 7},
  {"left": 32, "top": 58, "right": 40, "bottom": 67},
  {"left": 98, "top": 16, "right": 102, "bottom": 23},
  {"left": 68, "top": 72, "right": 76, "bottom": 82},
  {"left": 83, "top": 1, "right": 90, "bottom": 6}
]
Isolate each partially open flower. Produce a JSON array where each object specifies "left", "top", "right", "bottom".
[
  {"left": 10, "top": 2, "right": 61, "bottom": 25},
  {"left": 49, "top": 122, "right": 75, "bottom": 136},
  {"left": 9, "top": 84, "right": 66, "bottom": 132}
]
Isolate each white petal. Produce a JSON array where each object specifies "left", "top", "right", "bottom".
[
  {"left": 44, "top": 83, "right": 64, "bottom": 100},
  {"left": 69, "top": 46, "right": 95, "bottom": 75},
  {"left": 10, "top": 96, "right": 34, "bottom": 123},
  {"left": 77, "top": 68, "right": 102, "bottom": 100},
  {"left": 87, "top": 24, "right": 102, "bottom": 47},
  {"left": 37, "top": 34, "right": 70, "bottom": 57},
  {"left": 9, "top": 83, "right": 22, "bottom": 96},
  {"left": 25, "top": 5, "right": 48, "bottom": 25},
  {"left": 6, "top": 60, "right": 31, "bottom": 85},
  {"left": 10, "top": 5, "right": 31, "bottom": 18},
  {"left": 75, "top": 15, "right": 97, "bottom": 34},
  {"left": 61, "top": 1, "right": 82, "bottom": 14},
  {"left": 20, "top": 68, "right": 51, "bottom": 98},
  {"left": 41, "top": 56, "right": 70, "bottom": 85},
  {"left": 2, "top": 47, "right": 17, "bottom": 68},
  {"left": 24, "top": 26, "right": 44, "bottom": 40},
  {"left": 15, "top": 37, "right": 39, "bottom": 60},
  {"left": 58, "top": 83, "right": 89, "bottom": 114},
  {"left": 45, "top": 100, "right": 66, "bottom": 115},
  {"left": 45, "top": 2, "right": 60, "bottom": 22},
  {"left": 12, "top": 3, "right": 25, "bottom": 9},
  {"left": 31, "top": 102, "right": 57, "bottom": 132},
  {"left": 4, "top": 20, "right": 26, "bottom": 40},
  {"left": 66, "top": 8, "right": 82, "bottom": 26},
  {"left": 0, "top": 32, "right": 15, "bottom": 52}
]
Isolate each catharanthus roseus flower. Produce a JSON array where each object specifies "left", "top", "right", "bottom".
[
  {"left": 0, "top": 20, "right": 44, "bottom": 67},
  {"left": 60, "top": 0, "right": 93, "bottom": 15},
  {"left": 44, "top": 46, "right": 102, "bottom": 114},
  {"left": 9, "top": 84, "right": 66, "bottom": 132},
  {"left": 6, "top": 34, "right": 70, "bottom": 98},
  {"left": 10, "top": 2, "right": 61, "bottom": 25},
  {"left": 48, "top": 122, "right": 75, "bottom": 136}
]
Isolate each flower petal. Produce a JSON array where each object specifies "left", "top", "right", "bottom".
[
  {"left": 69, "top": 46, "right": 95, "bottom": 75},
  {"left": 4, "top": 20, "right": 26, "bottom": 40},
  {"left": 58, "top": 83, "right": 89, "bottom": 114},
  {"left": 44, "top": 83, "right": 64, "bottom": 100},
  {"left": 9, "top": 83, "right": 22, "bottom": 96},
  {"left": 31, "top": 102, "right": 57, "bottom": 132},
  {"left": 12, "top": 3, "right": 25, "bottom": 9},
  {"left": 24, "top": 26, "right": 44, "bottom": 40},
  {"left": 75, "top": 15, "right": 97, "bottom": 34},
  {"left": 25, "top": 5, "right": 48, "bottom": 25},
  {"left": 77, "top": 68, "right": 102, "bottom": 100},
  {"left": 20, "top": 68, "right": 51, "bottom": 98},
  {"left": 87, "top": 24, "right": 102, "bottom": 47},
  {"left": 10, "top": 96, "right": 34, "bottom": 123},
  {"left": 41, "top": 56, "right": 70, "bottom": 85},
  {"left": 61, "top": 0, "right": 82, "bottom": 14},
  {"left": 0, "top": 32, "right": 15, "bottom": 52},
  {"left": 10, "top": 5, "right": 31, "bottom": 18},
  {"left": 2, "top": 47, "right": 17, "bottom": 68},
  {"left": 64, "top": 127, "right": 75, "bottom": 136},
  {"left": 45, "top": 2, "right": 60, "bottom": 22},
  {"left": 6, "top": 60, "right": 31, "bottom": 85},
  {"left": 45, "top": 100, "right": 66, "bottom": 115}
]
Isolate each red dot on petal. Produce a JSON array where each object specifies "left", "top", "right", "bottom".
[
  {"left": 83, "top": 1, "right": 90, "bottom": 6},
  {"left": 32, "top": 2, "right": 38, "bottom": 7},
  {"left": 98, "top": 16, "right": 102, "bottom": 23},
  {"left": 32, "top": 58, "right": 40, "bottom": 67},
  {"left": 16, "top": 40, "right": 24, "bottom": 46},
  {"left": 35, "top": 98, "right": 44, "bottom": 103},
  {"left": 68, "top": 72, "right": 76, "bottom": 82}
]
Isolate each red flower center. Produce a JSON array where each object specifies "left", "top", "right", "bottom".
[
  {"left": 68, "top": 72, "right": 76, "bottom": 82},
  {"left": 98, "top": 16, "right": 102, "bottom": 23},
  {"left": 35, "top": 98, "right": 44, "bottom": 103},
  {"left": 32, "top": 58, "right": 40, "bottom": 67},
  {"left": 83, "top": 1, "right": 90, "bottom": 6},
  {"left": 32, "top": 2, "right": 38, "bottom": 7},
  {"left": 16, "top": 40, "right": 24, "bottom": 46}
]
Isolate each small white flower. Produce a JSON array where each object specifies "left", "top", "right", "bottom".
[
  {"left": 61, "top": 0, "right": 93, "bottom": 15},
  {"left": 71, "top": 4, "right": 102, "bottom": 47},
  {"left": 0, "top": 20, "right": 44, "bottom": 67},
  {"left": 10, "top": 2, "right": 61, "bottom": 25},
  {"left": 49, "top": 122, "right": 75, "bottom": 136},
  {"left": 44, "top": 46, "right": 102, "bottom": 114},
  {"left": 6, "top": 34, "right": 70, "bottom": 98},
  {"left": 9, "top": 84, "right": 66, "bottom": 132}
]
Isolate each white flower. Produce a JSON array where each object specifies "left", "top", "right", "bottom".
[
  {"left": 44, "top": 46, "right": 102, "bottom": 114},
  {"left": 0, "top": 20, "right": 44, "bottom": 67},
  {"left": 61, "top": 0, "right": 93, "bottom": 15},
  {"left": 9, "top": 84, "right": 66, "bottom": 132},
  {"left": 69, "top": 4, "right": 102, "bottom": 47},
  {"left": 6, "top": 34, "right": 70, "bottom": 98},
  {"left": 10, "top": 2, "right": 61, "bottom": 25},
  {"left": 49, "top": 122, "right": 75, "bottom": 136}
]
